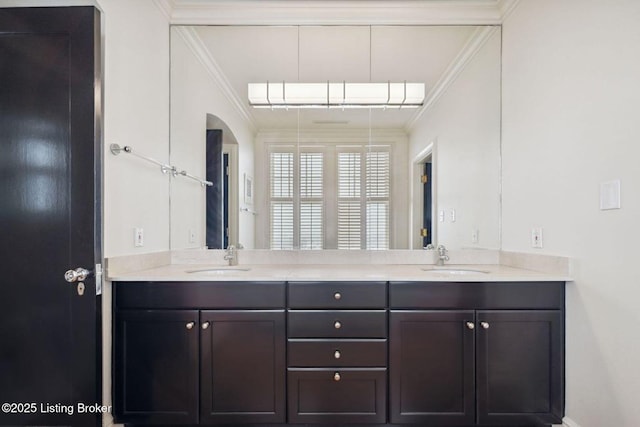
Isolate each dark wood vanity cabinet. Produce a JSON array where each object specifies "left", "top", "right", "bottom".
[
  {"left": 389, "top": 281, "right": 565, "bottom": 426},
  {"left": 113, "top": 279, "right": 564, "bottom": 427},
  {"left": 287, "top": 281, "right": 388, "bottom": 424},
  {"left": 114, "top": 282, "right": 286, "bottom": 425}
]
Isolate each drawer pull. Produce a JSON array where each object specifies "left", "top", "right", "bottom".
[
  {"left": 186, "top": 321, "right": 195, "bottom": 330},
  {"left": 466, "top": 321, "right": 475, "bottom": 330},
  {"left": 334, "top": 292, "right": 342, "bottom": 300},
  {"left": 334, "top": 321, "right": 342, "bottom": 329},
  {"left": 334, "top": 350, "right": 341, "bottom": 359},
  {"left": 481, "top": 321, "right": 490, "bottom": 329},
  {"left": 334, "top": 372, "right": 341, "bottom": 381},
  {"left": 202, "top": 321, "right": 210, "bottom": 330}
]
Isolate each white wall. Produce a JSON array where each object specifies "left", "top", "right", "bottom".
[
  {"left": 101, "top": 0, "right": 171, "bottom": 257},
  {"left": 502, "top": 1, "right": 640, "bottom": 426},
  {"left": 170, "top": 28, "right": 255, "bottom": 250},
  {"left": 409, "top": 30, "right": 501, "bottom": 250}
]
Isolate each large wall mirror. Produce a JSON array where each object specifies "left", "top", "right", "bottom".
[{"left": 170, "top": 25, "right": 501, "bottom": 251}]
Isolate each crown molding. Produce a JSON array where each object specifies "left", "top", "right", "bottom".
[
  {"left": 405, "top": 25, "right": 498, "bottom": 132},
  {"left": 168, "top": 0, "right": 505, "bottom": 25},
  {"left": 498, "top": 0, "right": 522, "bottom": 22},
  {"left": 152, "top": 0, "right": 174, "bottom": 21},
  {"left": 256, "top": 127, "right": 408, "bottom": 144},
  {"left": 174, "top": 26, "right": 257, "bottom": 133}
]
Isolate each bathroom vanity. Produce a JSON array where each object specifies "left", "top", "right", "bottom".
[{"left": 111, "top": 264, "right": 566, "bottom": 427}]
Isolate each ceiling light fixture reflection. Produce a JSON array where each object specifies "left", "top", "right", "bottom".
[{"left": 248, "top": 81, "right": 425, "bottom": 109}]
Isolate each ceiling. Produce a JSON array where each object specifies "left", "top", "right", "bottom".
[
  {"left": 166, "top": 0, "right": 514, "bottom": 132},
  {"left": 191, "top": 25, "right": 485, "bottom": 131}
]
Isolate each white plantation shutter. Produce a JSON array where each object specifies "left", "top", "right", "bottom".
[
  {"left": 270, "top": 152, "right": 294, "bottom": 249},
  {"left": 338, "top": 152, "right": 362, "bottom": 249},
  {"left": 270, "top": 152, "right": 293, "bottom": 198},
  {"left": 268, "top": 144, "right": 391, "bottom": 250},
  {"left": 338, "top": 201, "right": 361, "bottom": 249},
  {"left": 271, "top": 202, "right": 293, "bottom": 249},
  {"left": 366, "top": 151, "right": 390, "bottom": 249},
  {"left": 366, "top": 151, "right": 390, "bottom": 198},
  {"left": 300, "top": 153, "right": 323, "bottom": 249}
]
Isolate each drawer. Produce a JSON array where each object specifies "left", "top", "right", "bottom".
[
  {"left": 288, "top": 281, "right": 387, "bottom": 309},
  {"left": 288, "top": 368, "right": 386, "bottom": 424},
  {"left": 288, "top": 310, "right": 387, "bottom": 338},
  {"left": 389, "top": 281, "right": 564, "bottom": 310},
  {"left": 115, "top": 281, "right": 286, "bottom": 309},
  {"left": 288, "top": 340, "right": 387, "bottom": 367}
]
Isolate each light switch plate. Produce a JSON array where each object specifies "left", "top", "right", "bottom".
[
  {"left": 531, "top": 227, "right": 543, "bottom": 248},
  {"left": 134, "top": 227, "right": 144, "bottom": 247},
  {"left": 600, "top": 180, "right": 621, "bottom": 210}
]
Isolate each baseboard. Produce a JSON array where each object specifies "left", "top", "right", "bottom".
[{"left": 563, "top": 416, "right": 582, "bottom": 427}]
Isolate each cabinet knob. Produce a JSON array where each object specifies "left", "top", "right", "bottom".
[
  {"left": 334, "top": 350, "right": 341, "bottom": 359},
  {"left": 334, "top": 321, "right": 342, "bottom": 329},
  {"left": 481, "top": 321, "right": 490, "bottom": 329},
  {"left": 186, "top": 321, "right": 195, "bottom": 330},
  {"left": 334, "top": 372, "right": 341, "bottom": 382},
  {"left": 334, "top": 292, "right": 342, "bottom": 300},
  {"left": 202, "top": 321, "right": 210, "bottom": 330},
  {"left": 466, "top": 321, "right": 475, "bottom": 330}
]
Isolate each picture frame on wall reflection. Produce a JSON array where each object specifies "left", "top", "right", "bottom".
[{"left": 244, "top": 173, "right": 253, "bottom": 205}]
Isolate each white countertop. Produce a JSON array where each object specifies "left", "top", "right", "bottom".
[{"left": 108, "top": 263, "right": 571, "bottom": 282}]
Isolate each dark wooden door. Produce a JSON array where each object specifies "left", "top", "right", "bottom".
[
  {"left": 114, "top": 310, "right": 199, "bottom": 425},
  {"left": 0, "top": 7, "right": 101, "bottom": 426},
  {"left": 200, "top": 310, "right": 286, "bottom": 424},
  {"left": 206, "top": 129, "right": 223, "bottom": 249},
  {"left": 390, "top": 310, "right": 475, "bottom": 425},
  {"left": 476, "top": 310, "right": 563, "bottom": 425},
  {"left": 422, "top": 162, "right": 432, "bottom": 246}
]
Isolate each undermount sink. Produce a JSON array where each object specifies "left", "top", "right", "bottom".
[
  {"left": 421, "top": 267, "right": 488, "bottom": 275},
  {"left": 186, "top": 267, "right": 251, "bottom": 275}
]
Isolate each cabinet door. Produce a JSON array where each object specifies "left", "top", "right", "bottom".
[
  {"left": 476, "top": 310, "right": 563, "bottom": 425},
  {"left": 390, "top": 310, "right": 475, "bottom": 425},
  {"left": 200, "top": 310, "right": 286, "bottom": 424},
  {"left": 114, "top": 310, "right": 199, "bottom": 425},
  {"left": 288, "top": 368, "right": 387, "bottom": 423}
]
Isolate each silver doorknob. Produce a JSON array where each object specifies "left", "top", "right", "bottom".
[
  {"left": 202, "top": 322, "right": 210, "bottom": 330},
  {"left": 186, "top": 322, "right": 195, "bottom": 330},
  {"left": 334, "top": 321, "right": 342, "bottom": 329},
  {"left": 334, "top": 292, "right": 342, "bottom": 300},
  {"left": 334, "top": 350, "right": 341, "bottom": 359},
  {"left": 466, "top": 322, "right": 475, "bottom": 330},
  {"left": 64, "top": 268, "right": 90, "bottom": 283},
  {"left": 333, "top": 372, "right": 341, "bottom": 382},
  {"left": 480, "top": 322, "right": 490, "bottom": 329}
]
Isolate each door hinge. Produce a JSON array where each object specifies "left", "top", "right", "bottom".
[
  {"left": 226, "top": 166, "right": 230, "bottom": 176},
  {"left": 420, "top": 228, "right": 428, "bottom": 237},
  {"left": 421, "top": 174, "right": 428, "bottom": 184},
  {"left": 95, "top": 263, "right": 103, "bottom": 296}
]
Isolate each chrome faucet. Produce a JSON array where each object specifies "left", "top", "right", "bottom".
[
  {"left": 436, "top": 245, "right": 450, "bottom": 266},
  {"left": 224, "top": 245, "right": 237, "bottom": 266}
]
